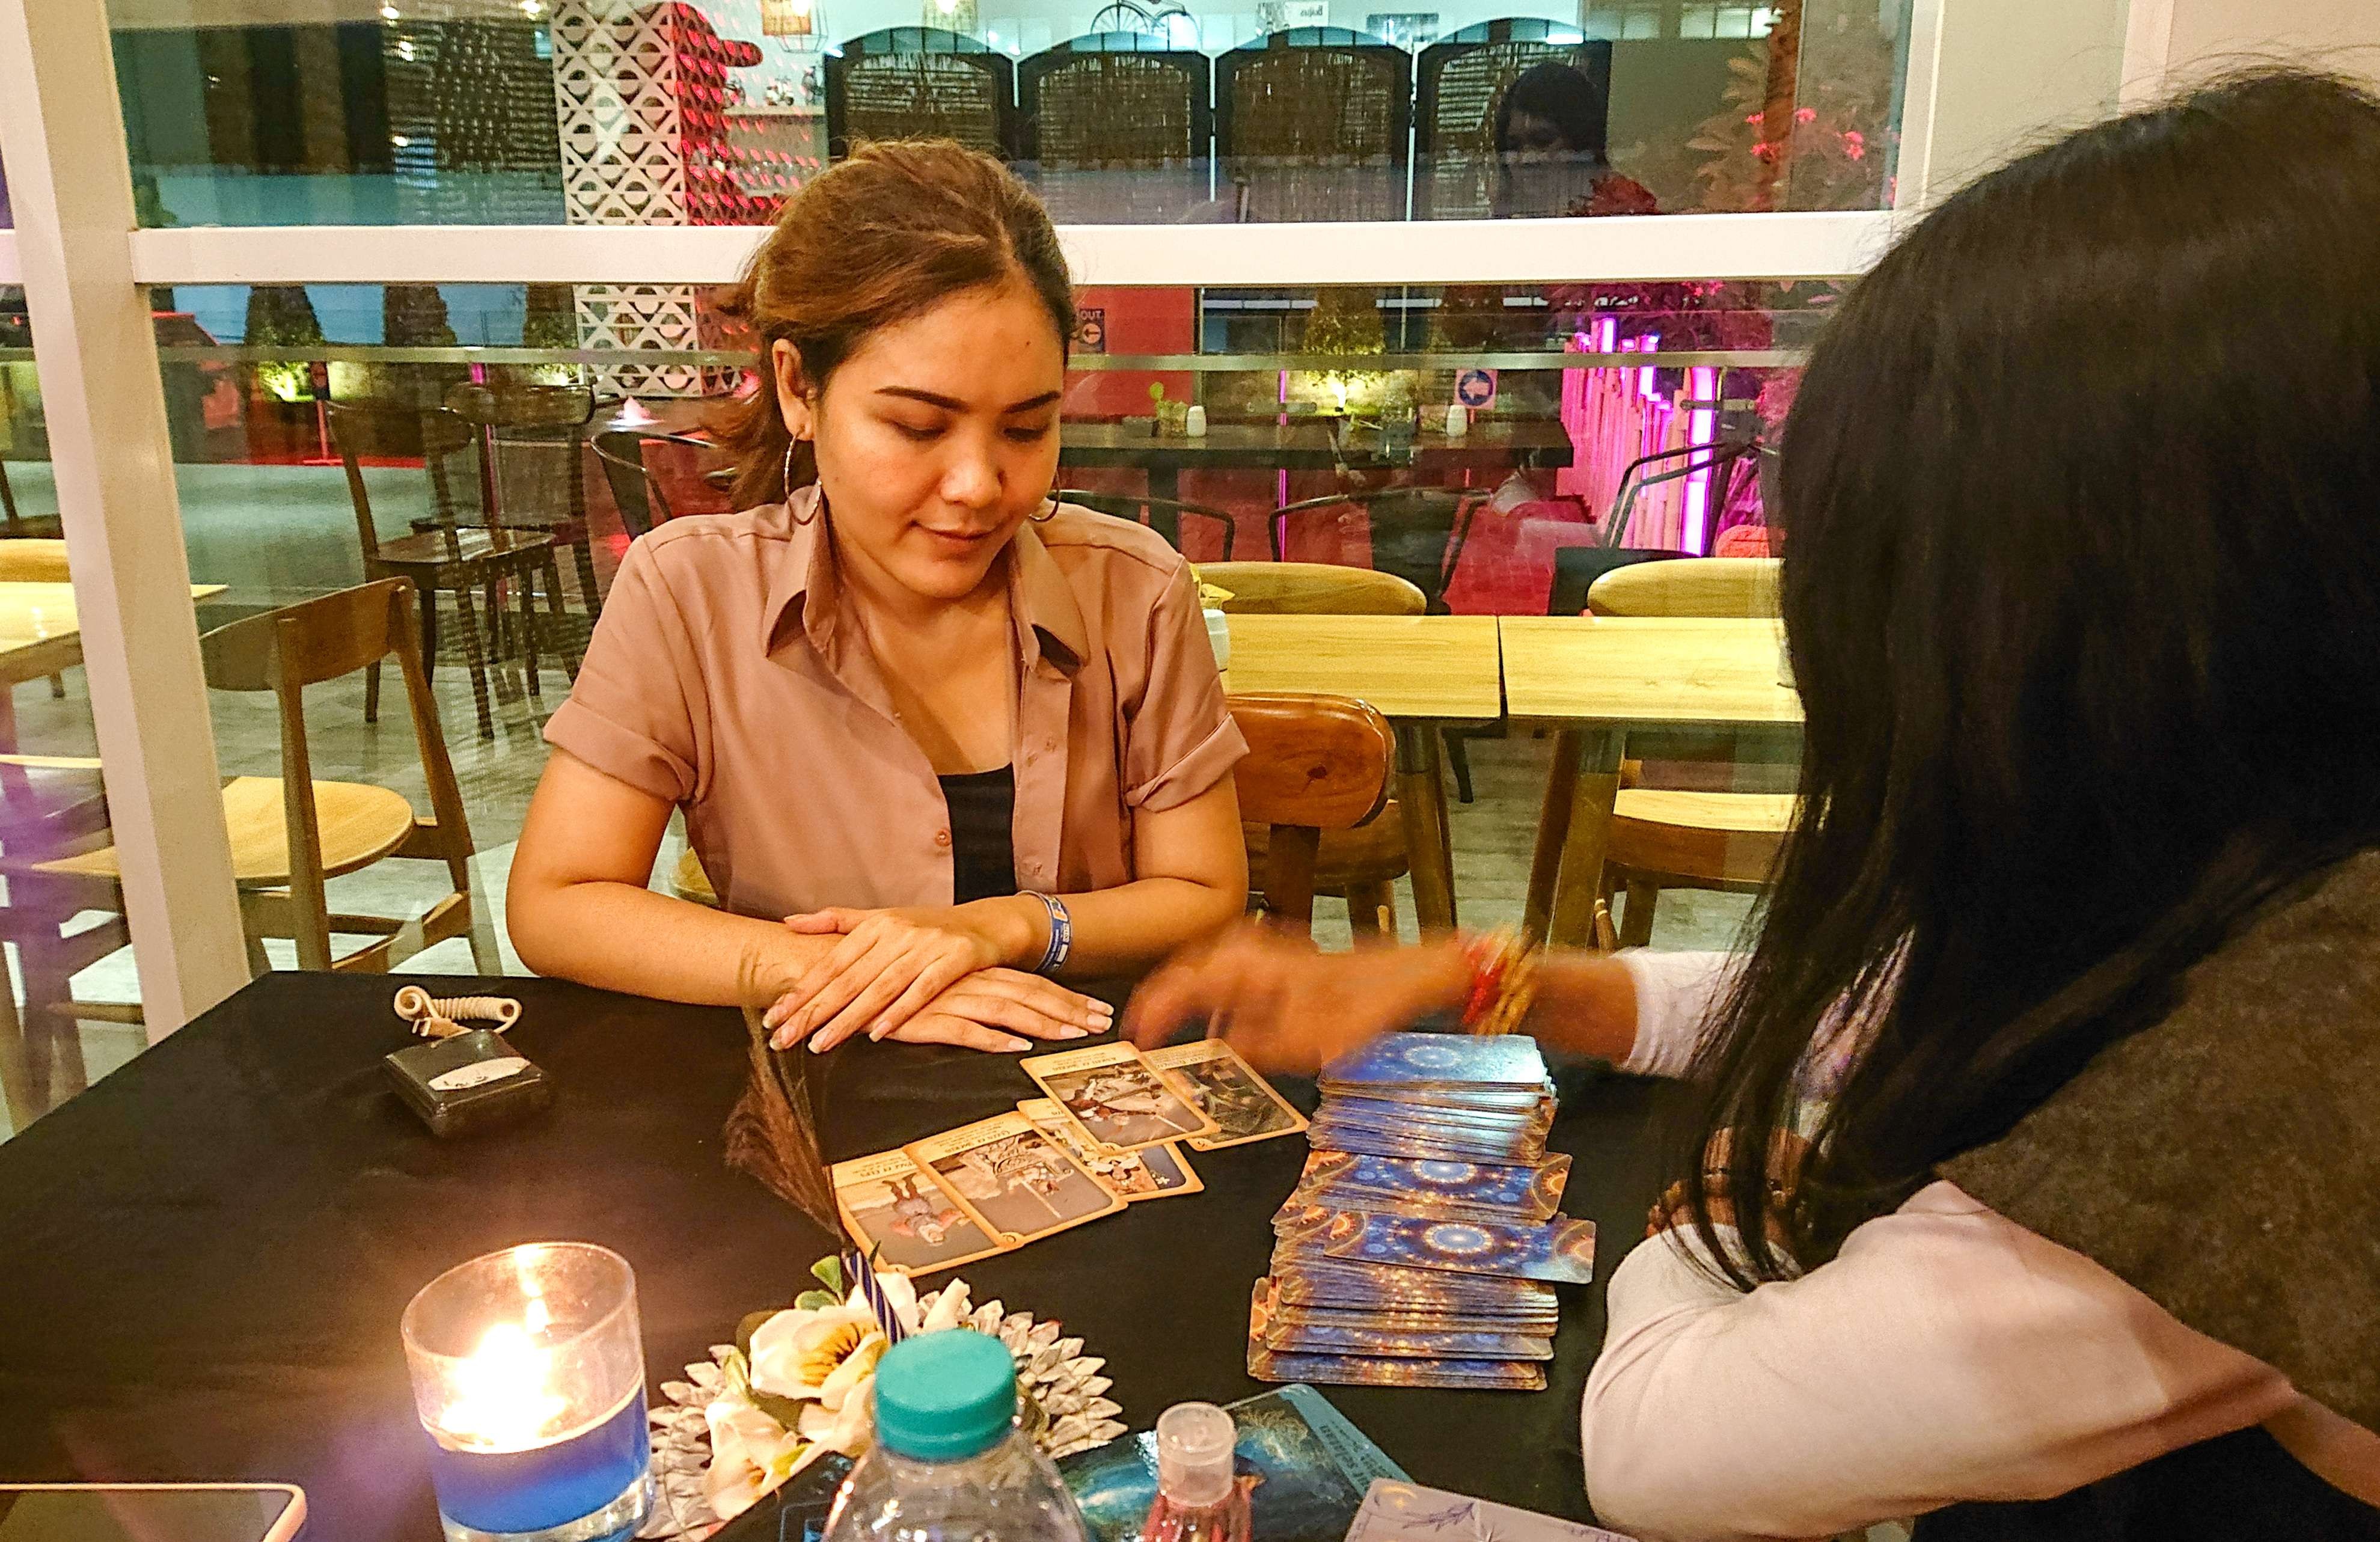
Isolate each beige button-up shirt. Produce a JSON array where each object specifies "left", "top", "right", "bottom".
[{"left": 544, "top": 488, "right": 1246, "bottom": 920}]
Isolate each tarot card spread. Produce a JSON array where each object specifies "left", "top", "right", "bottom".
[{"left": 1247, "top": 1033, "right": 1588, "bottom": 1392}]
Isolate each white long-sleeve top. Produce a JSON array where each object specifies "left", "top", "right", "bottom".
[{"left": 1585, "top": 950, "right": 2380, "bottom": 1541}]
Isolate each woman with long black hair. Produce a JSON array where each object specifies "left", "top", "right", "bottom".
[{"left": 1128, "top": 71, "right": 2380, "bottom": 1535}]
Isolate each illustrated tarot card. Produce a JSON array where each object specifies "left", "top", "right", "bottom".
[
  {"left": 830, "top": 1148, "right": 1009, "bottom": 1275},
  {"left": 1273, "top": 1207, "right": 1596, "bottom": 1285},
  {"left": 904, "top": 1111, "right": 1124, "bottom": 1245},
  {"left": 1022, "top": 1042, "right": 1217, "bottom": 1152},
  {"left": 1145, "top": 1039, "right": 1308, "bottom": 1150},
  {"left": 1252, "top": 1280, "right": 1553, "bottom": 1360},
  {"left": 1017, "top": 1097, "right": 1202, "bottom": 1202},
  {"left": 1319, "top": 1032, "right": 1550, "bottom": 1091},
  {"left": 1265, "top": 1259, "right": 1556, "bottom": 1314},
  {"left": 1345, "top": 1481, "right": 1635, "bottom": 1542},
  {"left": 1289, "top": 1151, "right": 1570, "bottom": 1223},
  {"left": 1057, "top": 1383, "right": 1407, "bottom": 1542}
]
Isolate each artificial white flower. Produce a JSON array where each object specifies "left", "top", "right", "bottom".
[
  {"left": 919, "top": 1280, "right": 973, "bottom": 1333},
  {"left": 796, "top": 1368, "right": 879, "bottom": 1454},
  {"left": 703, "top": 1392, "right": 816, "bottom": 1520},
  {"left": 748, "top": 1303, "right": 884, "bottom": 1403}
]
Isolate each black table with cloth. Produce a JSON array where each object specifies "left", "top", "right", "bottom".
[{"left": 0, "top": 973, "right": 1693, "bottom": 1540}]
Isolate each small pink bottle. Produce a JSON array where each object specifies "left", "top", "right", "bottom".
[{"left": 1140, "top": 1403, "right": 1250, "bottom": 1542}]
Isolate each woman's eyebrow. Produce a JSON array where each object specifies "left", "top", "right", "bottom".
[{"left": 873, "top": 386, "right": 1062, "bottom": 414}]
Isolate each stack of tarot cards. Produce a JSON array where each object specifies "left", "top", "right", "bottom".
[{"left": 1248, "top": 1032, "right": 1591, "bottom": 1391}]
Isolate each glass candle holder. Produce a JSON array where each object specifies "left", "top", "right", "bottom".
[{"left": 403, "top": 1243, "right": 654, "bottom": 1542}]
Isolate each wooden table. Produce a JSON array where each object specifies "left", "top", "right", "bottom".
[
  {"left": 1223, "top": 613, "right": 1503, "bottom": 933},
  {"left": 0, "top": 580, "right": 227, "bottom": 750},
  {"left": 1500, "top": 616, "right": 1803, "bottom": 944}
]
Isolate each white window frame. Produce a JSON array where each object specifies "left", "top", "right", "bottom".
[{"left": 2, "top": 0, "right": 1988, "bottom": 1038}]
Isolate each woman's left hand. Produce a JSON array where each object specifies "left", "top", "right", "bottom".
[{"left": 764, "top": 904, "right": 1035, "bottom": 1051}]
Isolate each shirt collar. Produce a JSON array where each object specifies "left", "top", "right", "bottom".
[{"left": 757, "top": 486, "right": 1091, "bottom": 674}]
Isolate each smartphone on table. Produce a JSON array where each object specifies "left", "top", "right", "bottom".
[{"left": 0, "top": 1484, "right": 305, "bottom": 1541}]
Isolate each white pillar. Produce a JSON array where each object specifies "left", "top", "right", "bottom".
[
  {"left": 0, "top": 0, "right": 249, "bottom": 1036},
  {"left": 1898, "top": 0, "right": 2133, "bottom": 207}
]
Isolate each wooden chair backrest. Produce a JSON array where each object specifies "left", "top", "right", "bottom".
[
  {"left": 199, "top": 579, "right": 474, "bottom": 964},
  {"left": 1228, "top": 691, "right": 1393, "bottom": 929},
  {"left": 1587, "top": 556, "right": 1780, "bottom": 618},
  {"left": 0, "top": 539, "right": 73, "bottom": 584},
  {"left": 1202, "top": 561, "right": 1425, "bottom": 617}
]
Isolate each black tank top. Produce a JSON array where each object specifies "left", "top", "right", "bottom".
[{"left": 938, "top": 766, "right": 1017, "bottom": 906}]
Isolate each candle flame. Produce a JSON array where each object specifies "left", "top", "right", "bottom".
[{"left": 439, "top": 1321, "right": 569, "bottom": 1449}]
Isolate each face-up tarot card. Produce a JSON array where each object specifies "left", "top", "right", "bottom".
[
  {"left": 830, "top": 1148, "right": 1009, "bottom": 1275},
  {"left": 904, "top": 1111, "right": 1124, "bottom": 1244},
  {"left": 1016, "top": 1097, "right": 1202, "bottom": 1202},
  {"left": 1023, "top": 1042, "right": 1217, "bottom": 1152},
  {"left": 1144, "top": 1039, "right": 1308, "bottom": 1150}
]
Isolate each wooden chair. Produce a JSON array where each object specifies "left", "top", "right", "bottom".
[
  {"left": 1227, "top": 693, "right": 1394, "bottom": 933},
  {"left": 1584, "top": 556, "right": 1794, "bottom": 946},
  {"left": 326, "top": 400, "right": 575, "bottom": 739},
  {"left": 0, "top": 459, "right": 62, "bottom": 540},
  {"left": 17, "top": 579, "right": 499, "bottom": 980},
  {"left": 1212, "top": 564, "right": 1420, "bottom": 937},
  {"left": 1054, "top": 489, "right": 1238, "bottom": 560},
  {"left": 672, "top": 847, "right": 719, "bottom": 908}
]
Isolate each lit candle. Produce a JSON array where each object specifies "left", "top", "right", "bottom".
[{"left": 404, "top": 1244, "right": 653, "bottom": 1542}]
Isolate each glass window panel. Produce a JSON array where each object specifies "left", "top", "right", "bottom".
[
  {"left": 144, "top": 273, "right": 1799, "bottom": 960},
  {"left": 106, "top": 0, "right": 1911, "bottom": 224}
]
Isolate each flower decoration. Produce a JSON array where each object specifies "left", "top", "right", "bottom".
[{"left": 646, "top": 1253, "right": 1123, "bottom": 1537}]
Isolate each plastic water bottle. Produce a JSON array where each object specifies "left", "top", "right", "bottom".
[
  {"left": 822, "top": 1332, "right": 1092, "bottom": 1542},
  {"left": 1140, "top": 1404, "right": 1250, "bottom": 1542}
]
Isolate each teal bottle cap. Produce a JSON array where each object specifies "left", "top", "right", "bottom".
[{"left": 873, "top": 1330, "right": 1017, "bottom": 1462}]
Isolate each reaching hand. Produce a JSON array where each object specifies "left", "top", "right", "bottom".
[
  {"left": 765, "top": 905, "right": 1097, "bottom": 1052},
  {"left": 1122, "top": 923, "right": 1473, "bottom": 1076}
]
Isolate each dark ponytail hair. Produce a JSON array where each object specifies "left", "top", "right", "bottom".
[
  {"left": 1690, "top": 70, "right": 2380, "bottom": 1286},
  {"left": 715, "top": 139, "right": 1074, "bottom": 510}
]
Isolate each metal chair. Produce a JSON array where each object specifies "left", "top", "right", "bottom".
[
  {"left": 593, "top": 430, "right": 717, "bottom": 539},
  {"left": 1053, "top": 489, "right": 1237, "bottom": 559},
  {"left": 1018, "top": 34, "right": 1211, "bottom": 223},
  {"left": 1271, "top": 486, "right": 1492, "bottom": 801},
  {"left": 325, "top": 400, "right": 575, "bottom": 739},
  {"left": 1415, "top": 22, "right": 1614, "bottom": 220},
  {"left": 825, "top": 28, "right": 1019, "bottom": 161},
  {"left": 441, "top": 381, "right": 605, "bottom": 614},
  {"left": 1214, "top": 29, "right": 1412, "bottom": 223}
]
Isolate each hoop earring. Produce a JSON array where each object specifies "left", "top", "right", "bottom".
[
  {"left": 785, "top": 439, "right": 820, "bottom": 526},
  {"left": 1029, "top": 495, "right": 1059, "bottom": 524}
]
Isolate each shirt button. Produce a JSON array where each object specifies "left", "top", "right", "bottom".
[{"left": 934, "top": 830, "right": 951, "bottom": 848}]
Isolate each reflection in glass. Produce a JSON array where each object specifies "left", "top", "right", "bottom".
[{"left": 106, "top": 0, "right": 1909, "bottom": 225}]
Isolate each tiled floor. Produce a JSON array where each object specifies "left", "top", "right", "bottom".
[{"left": 0, "top": 460, "right": 1757, "bottom": 1139}]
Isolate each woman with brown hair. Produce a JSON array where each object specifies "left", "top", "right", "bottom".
[{"left": 509, "top": 141, "right": 1249, "bottom": 1054}]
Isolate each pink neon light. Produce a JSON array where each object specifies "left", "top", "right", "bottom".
[
  {"left": 1637, "top": 331, "right": 1660, "bottom": 398},
  {"left": 1594, "top": 316, "right": 1618, "bottom": 353},
  {"left": 1681, "top": 365, "right": 1721, "bottom": 555}
]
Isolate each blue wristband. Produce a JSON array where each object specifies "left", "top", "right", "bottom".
[{"left": 1024, "top": 891, "right": 1071, "bottom": 975}]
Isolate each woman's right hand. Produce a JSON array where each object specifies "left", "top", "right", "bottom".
[
  {"left": 861, "top": 967, "right": 1109, "bottom": 1054},
  {"left": 1123, "top": 924, "right": 1474, "bottom": 1075}
]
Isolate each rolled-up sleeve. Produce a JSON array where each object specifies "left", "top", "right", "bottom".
[
  {"left": 1121, "top": 561, "right": 1247, "bottom": 811},
  {"left": 542, "top": 539, "right": 706, "bottom": 804}
]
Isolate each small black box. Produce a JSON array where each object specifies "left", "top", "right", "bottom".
[{"left": 384, "top": 1029, "right": 552, "bottom": 1137}]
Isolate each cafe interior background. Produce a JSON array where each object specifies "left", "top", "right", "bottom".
[{"left": 0, "top": 0, "right": 2369, "bottom": 1134}]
